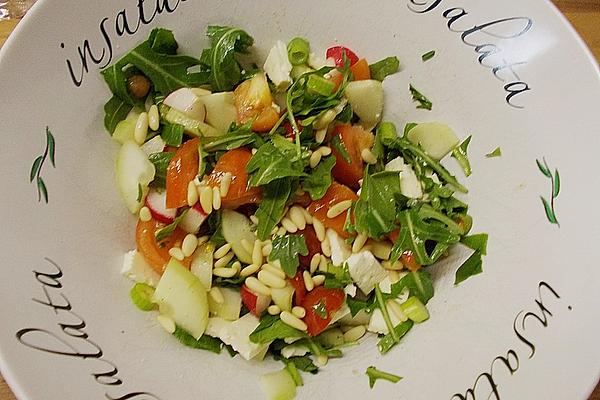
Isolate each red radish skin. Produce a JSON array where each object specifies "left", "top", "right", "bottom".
[
  {"left": 179, "top": 204, "right": 208, "bottom": 234},
  {"left": 241, "top": 285, "right": 271, "bottom": 316},
  {"left": 145, "top": 190, "right": 177, "bottom": 223}
]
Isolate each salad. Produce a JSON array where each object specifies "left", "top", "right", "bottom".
[{"left": 102, "top": 25, "right": 486, "bottom": 399}]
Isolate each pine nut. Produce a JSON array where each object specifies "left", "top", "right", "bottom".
[
  {"left": 343, "top": 325, "right": 366, "bottom": 342},
  {"left": 134, "top": 112, "right": 149, "bottom": 145},
  {"left": 276, "top": 227, "right": 287, "bottom": 237},
  {"left": 213, "top": 267, "right": 237, "bottom": 278},
  {"left": 251, "top": 147, "right": 258, "bottom": 155},
  {"left": 292, "top": 306, "right": 306, "bottom": 318},
  {"left": 300, "top": 208, "right": 313, "bottom": 224},
  {"left": 317, "top": 146, "right": 332, "bottom": 156},
  {"left": 314, "top": 109, "right": 336, "bottom": 130},
  {"left": 245, "top": 277, "right": 271, "bottom": 296},
  {"left": 352, "top": 234, "right": 368, "bottom": 253},
  {"left": 261, "top": 242, "right": 273, "bottom": 257},
  {"left": 315, "top": 128, "right": 327, "bottom": 144},
  {"left": 182, "top": 234, "right": 199, "bottom": 257},
  {"left": 241, "top": 238, "right": 253, "bottom": 254},
  {"left": 197, "top": 235, "right": 210, "bottom": 246},
  {"left": 252, "top": 240, "right": 263, "bottom": 267},
  {"left": 312, "top": 275, "right": 326, "bottom": 286},
  {"left": 313, "top": 219, "right": 326, "bottom": 241},
  {"left": 212, "top": 186, "right": 221, "bottom": 210},
  {"left": 281, "top": 218, "right": 298, "bottom": 233},
  {"left": 214, "top": 243, "right": 232, "bottom": 259},
  {"left": 318, "top": 255, "right": 329, "bottom": 273},
  {"left": 240, "top": 264, "right": 260, "bottom": 278},
  {"left": 209, "top": 287, "right": 224, "bottom": 304},
  {"left": 361, "top": 148, "right": 378, "bottom": 165},
  {"left": 268, "top": 305, "right": 281, "bottom": 315},
  {"left": 187, "top": 181, "right": 198, "bottom": 206},
  {"left": 310, "top": 254, "right": 321, "bottom": 273},
  {"left": 220, "top": 172, "right": 232, "bottom": 197},
  {"left": 289, "top": 207, "right": 306, "bottom": 230},
  {"left": 168, "top": 247, "right": 185, "bottom": 261},
  {"left": 309, "top": 151, "right": 322, "bottom": 168},
  {"left": 326, "top": 200, "right": 353, "bottom": 219},
  {"left": 199, "top": 186, "right": 213, "bottom": 214},
  {"left": 214, "top": 252, "right": 234, "bottom": 268},
  {"left": 280, "top": 311, "right": 308, "bottom": 331},
  {"left": 250, "top": 215, "right": 259, "bottom": 225},
  {"left": 262, "top": 264, "right": 286, "bottom": 279},
  {"left": 139, "top": 206, "right": 152, "bottom": 222},
  {"left": 321, "top": 236, "right": 332, "bottom": 257},
  {"left": 258, "top": 270, "right": 287, "bottom": 289},
  {"left": 303, "top": 271, "right": 315, "bottom": 291},
  {"left": 382, "top": 260, "right": 404, "bottom": 270},
  {"left": 157, "top": 315, "right": 176, "bottom": 334},
  {"left": 371, "top": 241, "right": 392, "bottom": 260},
  {"left": 316, "top": 355, "right": 328, "bottom": 366},
  {"left": 148, "top": 104, "right": 160, "bottom": 131},
  {"left": 231, "top": 261, "right": 242, "bottom": 274},
  {"left": 388, "top": 270, "right": 400, "bottom": 283}
]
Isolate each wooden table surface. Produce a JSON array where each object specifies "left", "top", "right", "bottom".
[{"left": 0, "top": 1, "right": 599, "bottom": 399}]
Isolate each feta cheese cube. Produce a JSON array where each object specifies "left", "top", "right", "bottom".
[
  {"left": 346, "top": 250, "right": 388, "bottom": 295},
  {"left": 281, "top": 343, "right": 309, "bottom": 359},
  {"left": 263, "top": 41, "right": 292, "bottom": 91},
  {"left": 121, "top": 250, "right": 160, "bottom": 287},
  {"left": 205, "top": 314, "right": 270, "bottom": 360},
  {"left": 327, "top": 228, "right": 352, "bottom": 266},
  {"left": 343, "top": 283, "right": 357, "bottom": 297},
  {"left": 385, "top": 156, "right": 423, "bottom": 199}
]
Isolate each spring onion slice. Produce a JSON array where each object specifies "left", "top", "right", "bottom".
[
  {"left": 400, "top": 296, "right": 429, "bottom": 323},
  {"left": 287, "top": 37, "right": 310, "bottom": 66},
  {"left": 130, "top": 283, "right": 157, "bottom": 311}
]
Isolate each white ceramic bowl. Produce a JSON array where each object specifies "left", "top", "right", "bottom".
[{"left": 1, "top": 0, "right": 599, "bottom": 399}]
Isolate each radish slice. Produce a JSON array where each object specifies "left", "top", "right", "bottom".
[
  {"left": 180, "top": 204, "right": 208, "bottom": 234},
  {"left": 145, "top": 189, "right": 177, "bottom": 223},
  {"left": 163, "top": 88, "right": 206, "bottom": 122}
]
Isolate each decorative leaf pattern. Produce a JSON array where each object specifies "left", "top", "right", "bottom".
[
  {"left": 30, "top": 127, "right": 56, "bottom": 204},
  {"left": 536, "top": 158, "right": 560, "bottom": 226}
]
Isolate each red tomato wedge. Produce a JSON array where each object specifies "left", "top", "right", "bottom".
[
  {"left": 388, "top": 229, "right": 422, "bottom": 271},
  {"left": 165, "top": 138, "right": 200, "bottom": 209},
  {"left": 330, "top": 124, "right": 374, "bottom": 189},
  {"left": 136, "top": 218, "right": 191, "bottom": 274},
  {"left": 326, "top": 45, "right": 359, "bottom": 67},
  {"left": 206, "top": 148, "right": 262, "bottom": 208},
  {"left": 307, "top": 182, "right": 358, "bottom": 239},
  {"left": 234, "top": 73, "right": 280, "bottom": 132},
  {"left": 297, "top": 226, "right": 321, "bottom": 268},
  {"left": 288, "top": 271, "right": 307, "bottom": 306},
  {"left": 301, "top": 286, "right": 345, "bottom": 336},
  {"left": 327, "top": 69, "right": 344, "bottom": 93},
  {"left": 350, "top": 58, "right": 371, "bottom": 81}
]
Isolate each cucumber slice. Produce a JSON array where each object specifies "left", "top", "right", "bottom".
[
  {"left": 153, "top": 259, "right": 209, "bottom": 339},
  {"left": 260, "top": 369, "right": 297, "bottom": 400},
  {"left": 221, "top": 209, "right": 256, "bottom": 264},
  {"left": 344, "top": 80, "right": 384, "bottom": 127},
  {"left": 200, "top": 92, "right": 238, "bottom": 134},
  {"left": 112, "top": 119, "right": 137, "bottom": 144},
  {"left": 161, "top": 104, "right": 220, "bottom": 138},
  {"left": 270, "top": 286, "right": 295, "bottom": 312},
  {"left": 317, "top": 328, "right": 344, "bottom": 347},
  {"left": 406, "top": 122, "right": 459, "bottom": 160},
  {"left": 208, "top": 287, "right": 242, "bottom": 321},
  {"left": 190, "top": 242, "right": 214, "bottom": 290},
  {"left": 115, "top": 141, "right": 156, "bottom": 213}
]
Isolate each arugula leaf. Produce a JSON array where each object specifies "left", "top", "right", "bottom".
[
  {"left": 346, "top": 295, "right": 373, "bottom": 317},
  {"left": 409, "top": 84, "right": 432, "bottom": 110},
  {"left": 278, "top": 355, "right": 319, "bottom": 375},
  {"left": 451, "top": 135, "right": 472, "bottom": 177},
  {"left": 455, "top": 250, "right": 483, "bottom": 285},
  {"left": 102, "top": 28, "right": 208, "bottom": 101},
  {"left": 203, "top": 123, "right": 263, "bottom": 152},
  {"left": 104, "top": 96, "right": 133, "bottom": 134},
  {"left": 330, "top": 135, "right": 351, "bottom": 163},
  {"left": 285, "top": 362, "right": 304, "bottom": 386},
  {"left": 366, "top": 366, "right": 403, "bottom": 388},
  {"left": 147, "top": 28, "right": 178, "bottom": 55},
  {"left": 323, "top": 264, "right": 353, "bottom": 289},
  {"left": 173, "top": 326, "right": 222, "bottom": 354},
  {"left": 354, "top": 170, "right": 403, "bottom": 239},
  {"left": 269, "top": 235, "right": 309, "bottom": 277},
  {"left": 155, "top": 210, "right": 188, "bottom": 242},
  {"left": 486, "top": 147, "right": 502, "bottom": 158},
  {"left": 247, "top": 143, "right": 305, "bottom": 186},
  {"left": 249, "top": 315, "right": 307, "bottom": 344},
  {"left": 201, "top": 26, "right": 254, "bottom": 91},
  {"left": 161, "top": 123, "right": 184, "bottom": 147},
  {"left": 390, "top": 270, "right": 434, "bottom": 304},
  {"left": 461, "top": 233, "right": 488, "bottom": 255},
  {"left": 207, "top": 211, "right": 227, "bottom": 248},
  {"left": 377, "top": 320, "right": 414, "bottom": 354},
  {"left": 255, "top": 179, "right": 292, "bottom": 241},
  {"left": 390, "top": 209, "right": 461, "bottom": 266},
  {"left": 302, "top": 156, "right": 336, "bottom": 200},
  {"left": 369, "top": 56, "right": 400, "bottom": 81},
  {"left": 148, "top": 152, "right": 174, "bottom": 188},
  {"left": 421, "top": 50, "right": 436, "bottom": 62}
]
